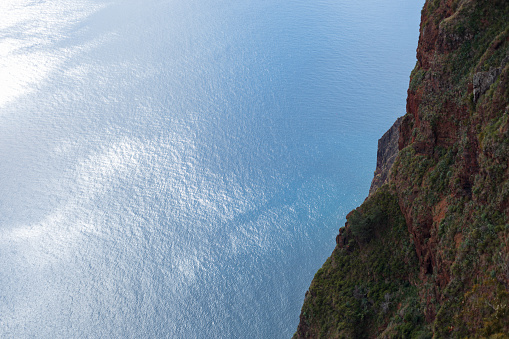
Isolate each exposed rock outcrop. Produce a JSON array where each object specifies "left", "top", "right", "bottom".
[
  {"left": 473, "top": 54, "right": 509, "bottom": 102},
  {"left": 473, "top": 68, "right": 501, "bottom": 102},
  {"left": 368, "top": 117, "right": 402, "bottom": 196}
]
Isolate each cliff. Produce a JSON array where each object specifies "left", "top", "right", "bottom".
[
  {"left": 369, "top": 117, "right": 402, "bottom": 196},
  {"left": 295, "top": 0, "right": 509, "bottom": 337}
]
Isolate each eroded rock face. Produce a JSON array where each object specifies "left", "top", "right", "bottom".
[
  {"left": 368, "top": 117, "right": 402, "bottom": 196},
  {"left": 473, "top": 55, "right": 509, "bottom": 102},
  {"left": 473, "top": 68, "right": 501, "bottom": 102}
]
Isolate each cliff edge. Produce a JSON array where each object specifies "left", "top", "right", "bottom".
[
  {"left": 295, "top": 0, "right": 509, "bottom": 337},
  {"left": 369, "top": 117, "right": 402, "bottom": 196}
]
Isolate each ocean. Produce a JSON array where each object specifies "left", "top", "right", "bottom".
[{"left": 0, "top": 0, "right": 422, "bottom": 337}]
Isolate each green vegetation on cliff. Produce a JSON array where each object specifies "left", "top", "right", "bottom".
[
  {"left": 295, "top": 0, "right": 509, "bottom": 337},
  {"left": 296, "top": 187, "right": 431, "bottom": 338}
]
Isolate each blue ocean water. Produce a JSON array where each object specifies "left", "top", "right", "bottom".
[{"left": 0, "top": 0, "right": 423, "bottom": 337}]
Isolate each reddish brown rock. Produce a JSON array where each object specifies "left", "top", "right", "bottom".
[{"left": 295, "top": 0, "right": 509, "bottom": 337}]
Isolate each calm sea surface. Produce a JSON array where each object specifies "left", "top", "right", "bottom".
[{"left": 0, "top": 0, "right": 422, "bottom": 337}]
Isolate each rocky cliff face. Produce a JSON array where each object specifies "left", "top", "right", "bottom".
[
  {"left": 295, "top": 0, "right": 509, "bottom": 337},
  {"left": 369, "top": 117, "right": 402, "bottom": 196}
]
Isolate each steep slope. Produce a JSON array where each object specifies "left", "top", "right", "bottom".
[{"left": 295, "top": 0, "right": 509, "bottom": 337}]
